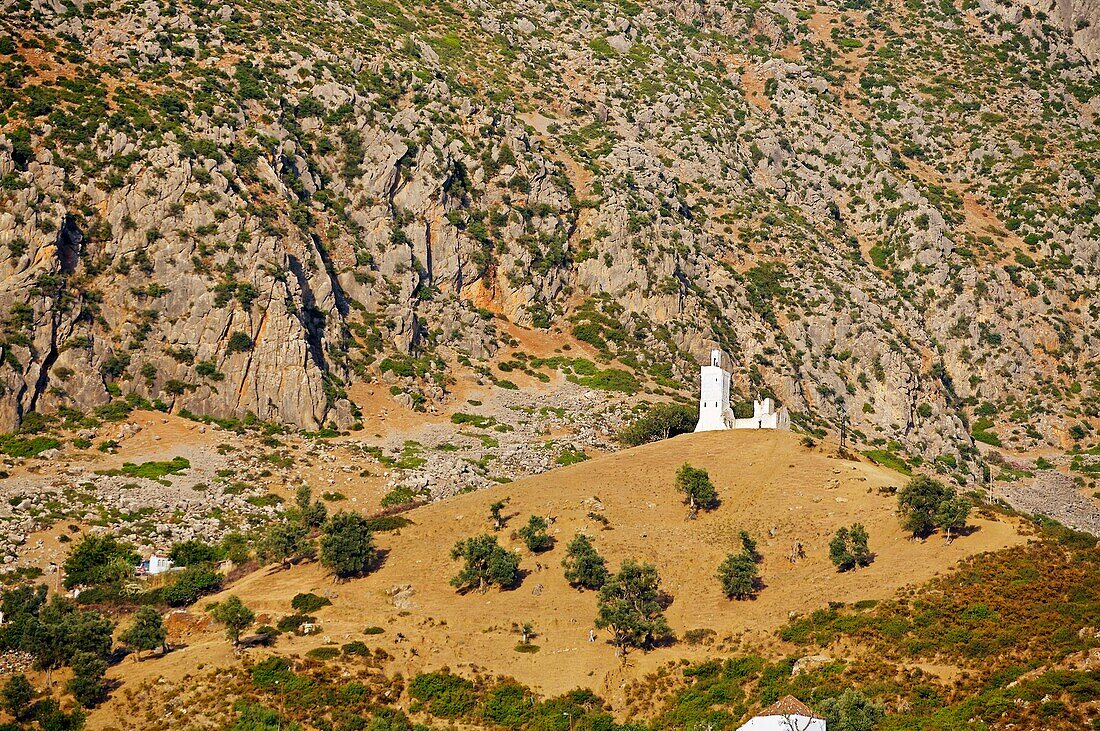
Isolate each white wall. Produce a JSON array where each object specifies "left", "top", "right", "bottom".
[
  {"left": 737, "top": 714, "right": 826, "bottom": 731},
  {"left": 695, "top": 365, "right": 735, "bottom": 431}
]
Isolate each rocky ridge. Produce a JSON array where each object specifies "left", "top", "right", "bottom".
[{"left": 0, "top": 0, "right": 1098, "bottom": 484}]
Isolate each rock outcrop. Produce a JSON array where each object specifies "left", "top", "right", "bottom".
[{"left": 0, "top": 0, "right": 1097, "bottom": 478}]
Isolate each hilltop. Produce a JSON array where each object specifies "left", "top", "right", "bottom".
[{"left": 85, "top": 429, "right": 1028, "bottom": 727}]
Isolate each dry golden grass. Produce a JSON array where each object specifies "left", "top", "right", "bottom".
[{"left": 89, "top": 429, "right": 1025, "bottom": 727}]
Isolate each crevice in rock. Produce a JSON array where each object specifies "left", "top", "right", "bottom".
[
  {"left": 310, "top": 233, "right": 350, "bottom": 319},
  {"left": 287, "top": 254, "right": 329, "bottom": 374}
]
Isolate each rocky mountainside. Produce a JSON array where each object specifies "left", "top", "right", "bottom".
[{"left": 1, "top": 0, "right": 1098, "bottom": 481}]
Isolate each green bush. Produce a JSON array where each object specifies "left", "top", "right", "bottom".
[
  {"left": 408, "top": 672, "right": 477, "bottom": 717},
  {"left": 0, "top": 434, "right": 61, "bottom": 457},
  {"left": 450, "top": 534, "right": 520, "bottom": 591},
  {"left": 290, "top": 593, "right": 332, "bottom": 613},
  {"left": 161, "top": 565, "right": 222, "bottom": 606},
  {"left": 306, "top": 646, "right": 339, "bottom": 661},
  {"left": 481, "top": 682, "right": 534, "bottom": 728},
  {"left": 62, "top": 534, "right": 139, "bottom": 588},
  {"left": 366, "top": 515, "right": 412, "bottom": 532},
  {"left": 168, "top": 539, "right": 223, "bottom": 567},
  {"left": 97, "top": 456, "right": 190, "bottom": 480},
  {"left": 618, "top": 403, "right": 697, "bottom": 446},
  {"left": 226, "top": 331, "right": 253, "bottom": 354}
]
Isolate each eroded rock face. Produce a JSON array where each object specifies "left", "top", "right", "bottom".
[
  {"left": 0, "top": 147, "right": 348, "bottom": 430},
  {"left": 0, "top": 0, "right": 1097, "bottom": 476},
  {"left": 1006, "top": 0, "right": 1100, "bottom": 61}
]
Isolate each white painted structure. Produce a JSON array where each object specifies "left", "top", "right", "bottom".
[
  {"left": 695, "top": 349, "right": 737, "bottom": 431},
  {"left": 142, "top": 555, "right": 173, "bottom": 575},
  {"left": 736, "top": 696, "right": 826, "bottom": 731},
  {"left": 736, "top": 397, "right": 791, "bottom": 430},
  {"left": 694, "top": 350, "right": 790, "bottom": 432}
]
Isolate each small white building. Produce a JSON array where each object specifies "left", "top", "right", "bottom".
[
  {"left": 736, "top": 696, "right": 826, "bottom": 731},
  {"left": 140, "top": 555, "right": 173, "bottom": 576},
  {"left": 694, "top": 350, "right": 790, "bottom": 432}
]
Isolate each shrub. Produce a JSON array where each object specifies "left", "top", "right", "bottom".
[
  {"left": 450, "top": 534, "right": 520, "bottom": 592},
  {"left": 276, "top": 614, "right": 315, "bottom": 633},
  {"left": 161, "top": 565, "right": 222, "bottom": 606},
  {"left": 0, "top": 434, "right": 61, "bottom": 458},
  {"left": 290, "top": 593, "right": 332, "bottom": 613},
  {"left": 366, "top": 515, "right": 411, "bottom": 532},
  {"left": 381, "top": 485, "right": 424, "bottom": 507},
  {"left": 818, "top": 690, "right": 885, "bottom": 731},
  {"left": 562, "top": 534, "right": 609, "bottom": 590},
  {"left": 518, "top": 515, "right": 553, "bottom": 552},
  {"left": 481, "top": 682, "right": 534, "bottom": 728},
  {"left": 225, "top": 331, "right": 253, "bottom": 354},
  {"left": 618, "top": 403, "right": 697, "bottom": 446},
  {"left": 717, "top": 552, "right": 759, "bottom": 599},
  {"left": 306, "top": 646, "right": 339, "bottom": 661},
  {"left": 342, "top": 641, "right": 370, "bottom": 656},
  {"left": 250, "top": 657, "right": 296, "bottom": 690},
  {"left": 62, "top": 534, "right": 139, "bottom": 588},
  {"left": 409, "top": 672, "right": 477, "bottom": 717},
  {"left": 168, "top": 539, "right": 223, "bottom": 567},
  {"left": 98, "top": 456, "right": 190, "bottom": 480},
  {"left": 829, "top": 524, "right": 873, "bottom": 571},
  {"left": 675, "top": 463, "right": 718, "bottom": 511}
]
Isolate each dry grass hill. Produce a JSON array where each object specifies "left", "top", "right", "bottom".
[{"left": 86, "top": 430, "right": 1027, "bottom": 728}]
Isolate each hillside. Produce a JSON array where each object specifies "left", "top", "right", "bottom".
[
  {"left": 84, "top": 429, "right": 1030, "bottom": 728},
  {"left": 1, "top": 0, "right": 1099, "bottom": 484}
]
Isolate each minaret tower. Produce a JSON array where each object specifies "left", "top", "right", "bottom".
[{"left": 694, "top": 349, "right": 736, "bottom": 432}]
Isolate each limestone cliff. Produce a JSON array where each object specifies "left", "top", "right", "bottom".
[{"left": 0, "top": 0, "right": 1097, "bottom": 478}]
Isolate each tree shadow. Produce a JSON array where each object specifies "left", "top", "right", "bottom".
[
  {"left": 240, "top": 633, "right": 276, "bottom": 649},
  {"left": 955, "top": 524, "right": 981, "bottom": 539},
  {"left": 502, "top": 567, "right": 533, "bottom": 592},
  {"left": 369, "top": 547, "right": 391, "bottom": 573},
  {"left": 649, "top": 632, "right": 679, "bottom": 650}
]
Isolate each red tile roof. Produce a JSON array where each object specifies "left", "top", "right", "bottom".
[{"left": 759, "top": 695, "right": 821, "bottom": 718}]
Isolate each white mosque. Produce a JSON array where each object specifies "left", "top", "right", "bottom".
[{"left": 695, "top": 349, "right": 790, "bottom": 432}]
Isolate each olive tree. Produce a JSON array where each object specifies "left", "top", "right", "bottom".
[
  {"left": 562, "top": 533, "right": 609, "bottom": 590},
  {"left": 320, "top": 511, "right": 377, "bottom": 579},
  {"left": 208, "top": 595, "right": 254, "bottom": 646},
  {"left": 594, "top": 560, "right": 671, "bottom": 653},
  {"left": 450, "top": 535, "right": 520, "bottom": 592},
  {"left": 675, "top": 463, "right": 718, "bottom": 512}
]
